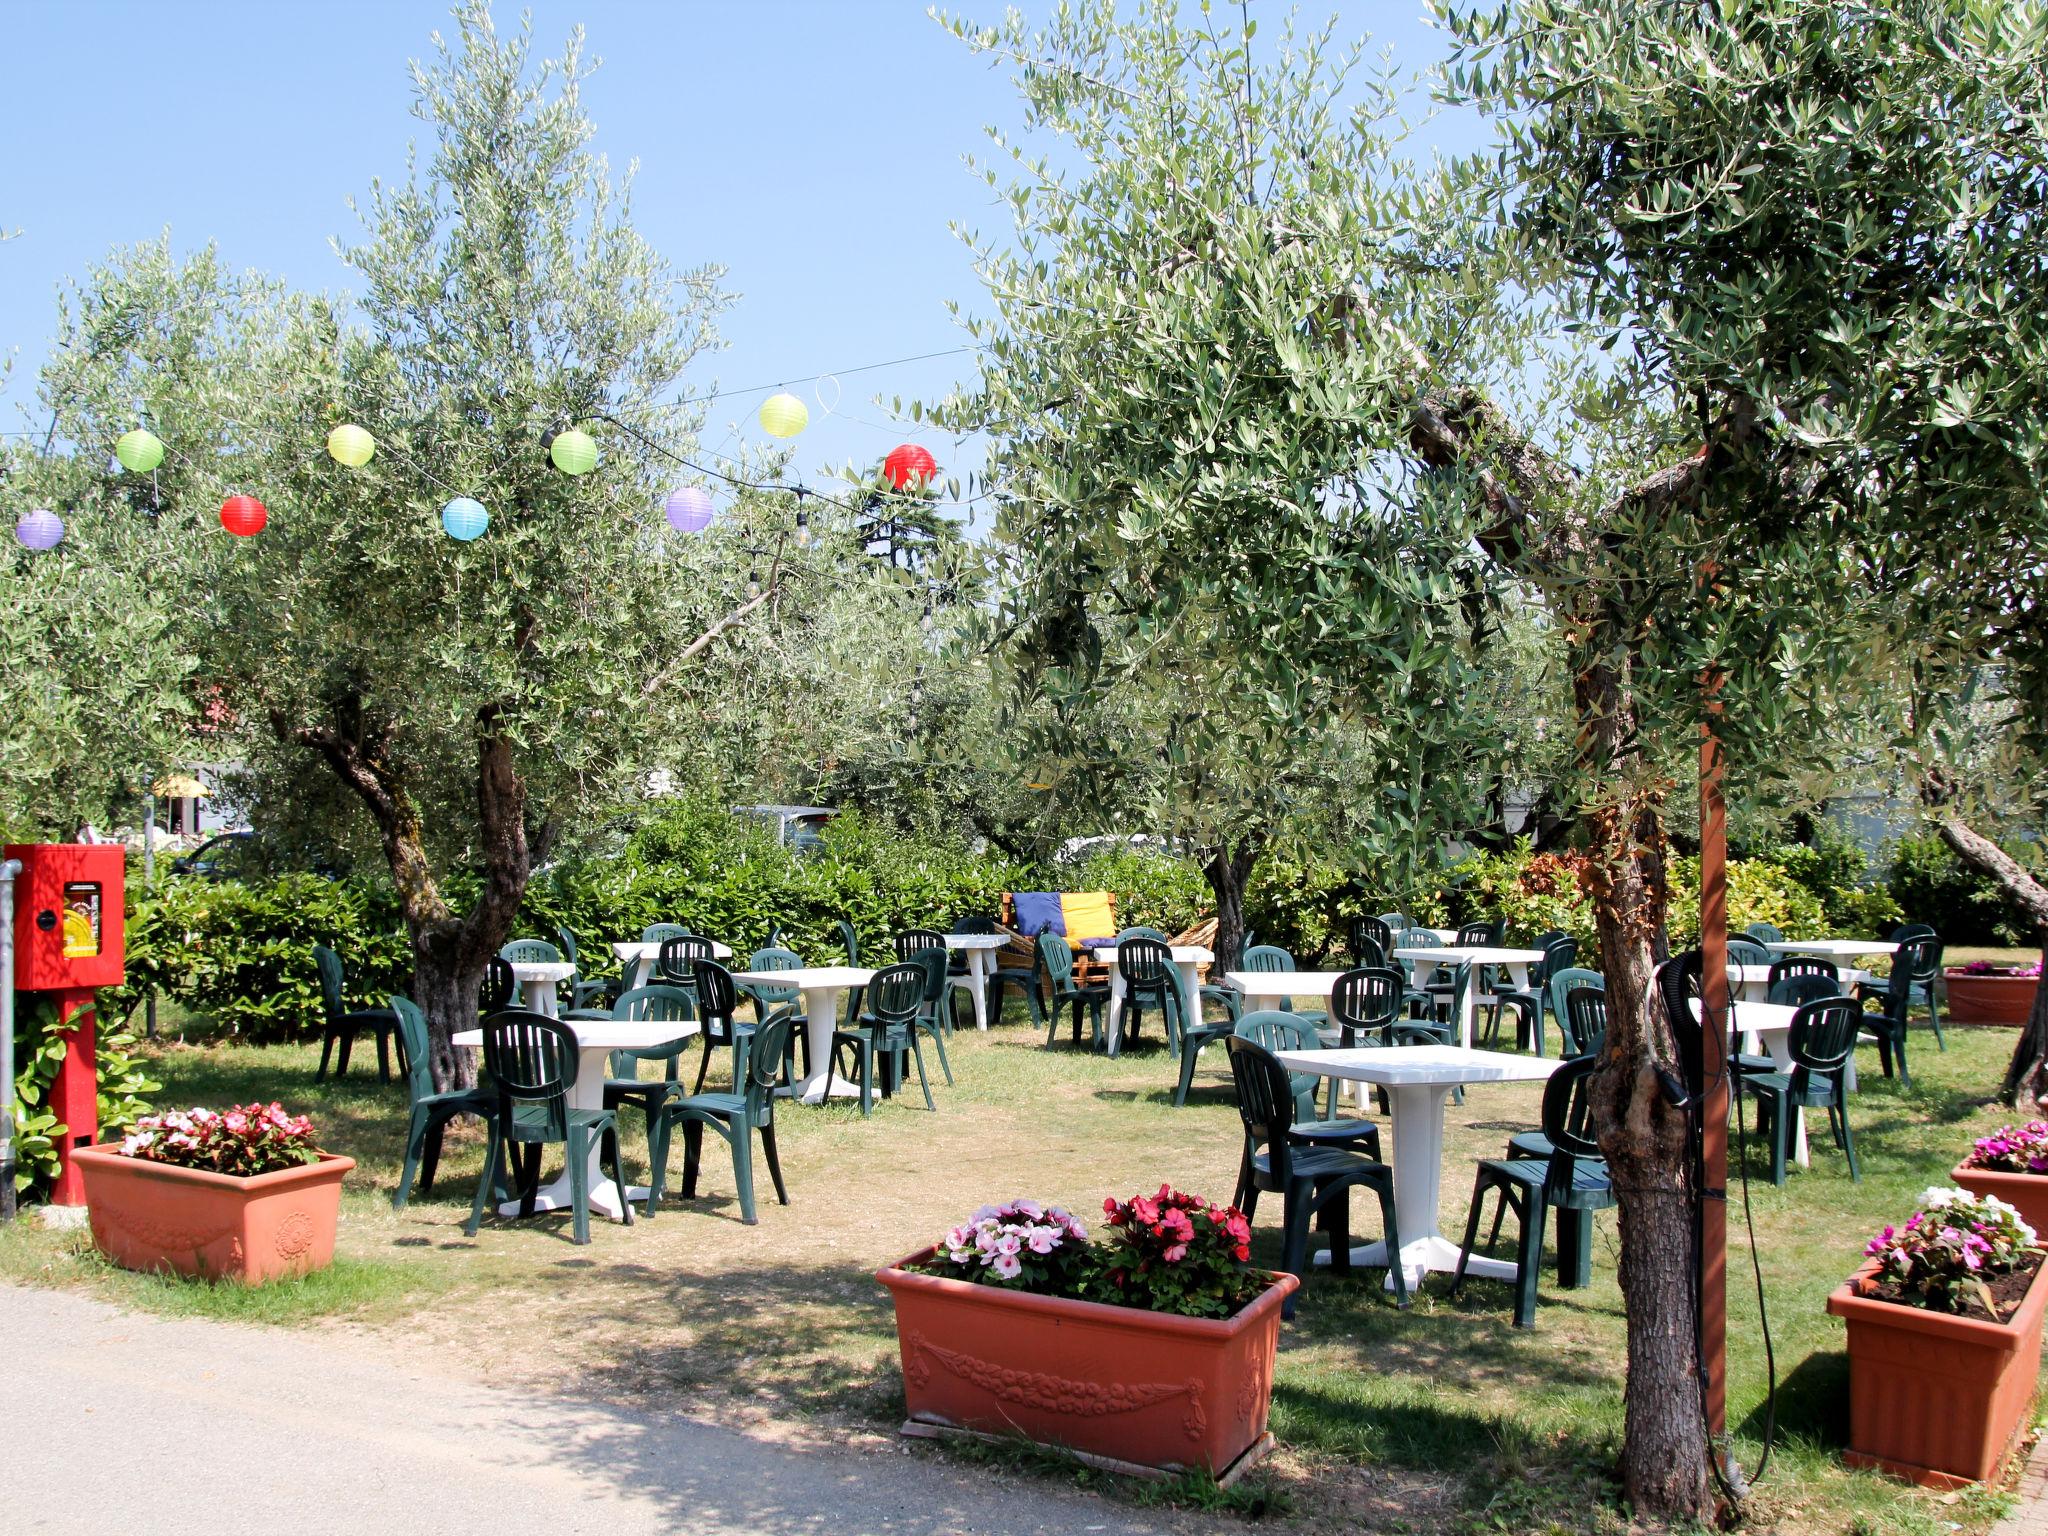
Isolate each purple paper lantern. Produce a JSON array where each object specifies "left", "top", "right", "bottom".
[
  {"left": 15, "top": 508, "right": 65, "bottom": 550},
  {"left": 664, "top": 486, "right": 714, "bottom": 533}
]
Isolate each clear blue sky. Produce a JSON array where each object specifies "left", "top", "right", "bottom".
[{"left": 1, "top": 1, "right": 1483, "bottom": 520}]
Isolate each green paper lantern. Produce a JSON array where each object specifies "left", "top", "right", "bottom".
[
  {"left": 759, "top": 392, "right": 809, "bottom": 439},
  {"left": 549, "top": 428, "right": 598, "bottom": 476},
  {"left": 327, "top": 423, "right": 376, "bottom": 468},
  {"left": 114, "top": 429, "right": 165, "bottom": 474}
]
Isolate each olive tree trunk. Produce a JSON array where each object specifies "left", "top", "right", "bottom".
[{"left": 1203, "top": 838, "right": 1258, "bottom": 974}]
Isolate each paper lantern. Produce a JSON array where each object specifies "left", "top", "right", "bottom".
[
  {"left": 664, "top": 486, "right": 714, "bottom": 533},
  {"left": 759, "top": 393, "right": 809, "bottom": 438},
  {"left": 15, "top": 508, "right": 64, "bottom": 550},
  {"left": 115, "top": 429, "right": 165, "bottom": 474},
  {"left": 441, "top": 497, "right": 489, "bottom": 541},
  {"left": 326, "top": 423, "right": 376, "bottom": 468},
  {"left": 219, "top": 494, "right": 267, "bottom": 537},
  {"left": 884, "top": 443, "right": 938, "bottom": 490},
  {"left": 549, "top": 428, "right": 598, "bottom": 475}
]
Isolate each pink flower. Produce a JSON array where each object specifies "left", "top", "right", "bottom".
[
  {"left": 1163, "top": 1243, "right": 1188, "bottom": 1262},
  {"left": 991, "top": 1252, "right": 1023, "bottom": 1280}
]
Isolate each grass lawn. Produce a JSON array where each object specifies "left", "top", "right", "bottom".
[{"left": 1, "top": 997, "right": 2037, "bottom": 1535}]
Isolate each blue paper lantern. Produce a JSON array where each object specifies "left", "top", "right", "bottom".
[
  {"left": 664, "top": 486, "right": 714, "bottom": 533},
  {"left": 441, "top": 497, "right": 489, "bottom": 541},
  {"left": 15, "top": 508, "right": 64, "bottom": 550}
]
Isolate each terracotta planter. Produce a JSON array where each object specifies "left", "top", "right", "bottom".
[
  {"left": 73, "top": 1147, "right": 353, "bottom": 1285},
  {"left": 1826, "top": 1254, "right": 2048, "bottom": 1487},
  {"left": 1944, "top": 971, "right": 2040, "bottom": 1026},
  {"left": 876, "top": 1246, "right": 1297, "bottom": 1477},
  {"left": 1952, "top": 1162, "right": 2048, "bottom": 1236}
]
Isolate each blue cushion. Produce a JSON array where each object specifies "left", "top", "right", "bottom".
[
  {"left": 1012, "top": 891, "right": 1066, "bottom": 938},
  {"left": 1078, "top": 936, "right": 1118, "bottom": 951}
]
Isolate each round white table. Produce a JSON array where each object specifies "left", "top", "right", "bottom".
[
  {"left": 507, "top": 961, "right": 578, "bottom": 1017},
  {"left": 942, "top": 934, "right": 1010, "bottom": 1030},
  {"left": 1270, "top": 1043, "right": 1560, "bottom": 1290},
  {"left": 452, "top": 1016, "right": 700, "bottom": 1221},
  {"left": 1391, "top": 947, "right": 1546, "bottom": 1049},
  {"left": 726, "top": 965, "right": 874, "bottom": 1102},
  {"left": 609, "top": 938, "right": 734, "bottom": 992},
  {"left": 1095, "top": 944, "right": 1212, "bottom": 1054}
]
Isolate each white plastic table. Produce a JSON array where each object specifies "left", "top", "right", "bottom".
[
  {"left": 507, "top": 961, "right": 578, "bottom": 1017},
  {"left": 727, "top": 965, "right": 874, "bottom": 1103},
  {"left": 1271, "top": 1044, "right": 1560, "bottom": 1290},
  {"left": 943, "top": 933, "right": 1010, "bottom": 1031},
  {"left": 452, "top": 1016, "right": 700, "bottom": 1220},
  {"left": 1728, "top": 963, "right": 1869, "bottom": 1004},
  {"left": 1765, "top": 939, "right": 1898, "bottom": 961},
  {"left": 1096, "top": 945, "right": 1212, "bottom": 1053},
  {"left": 1227, "top": 970, "right": 1344, "bottom": 1015},
  {"left": 609, "top": 938, "right": 734, "bottom": 991},
  {"left": 1390, "top": 947, "right": 1545, "bottom": 1049}
]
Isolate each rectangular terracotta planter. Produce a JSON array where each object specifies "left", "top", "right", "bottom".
[
  {"left": 877, "top": 1245, "right": 1297, "bottom": 1476},
  {"left": 1826, "top": 1254, "right": 2048, "bottom": 1487},
  {"left": 73, "top": 1146, "right": 353, "bottom": 1285},
  {"left": 1952, "top": 1162, "right": 2048, "bottom": 1238},
  {"left": 1944, "top": 972, "right": 2040, "bottom": 1026}
]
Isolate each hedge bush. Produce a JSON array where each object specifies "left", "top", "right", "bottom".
[
  {"left": 9, "top": 995, "right": 160, "bottom": 1193},
  {"left": 1887, "top": 830, "right": 2042, "bottom": 947}
]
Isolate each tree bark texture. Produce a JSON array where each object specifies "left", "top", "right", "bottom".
[
  {"left": 1204, "top": 839, "right": 1258, "bottom": 974},
  {"left": 1930, "top": 812, "right": 2048, "bottom": 1107}
]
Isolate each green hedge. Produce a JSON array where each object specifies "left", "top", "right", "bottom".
[
  {"left": 1886, "top": 830, "right": 2041, "bottom": 947},
  {"left": 9, "top": 995, "right": 160, "bottom": 1193}
]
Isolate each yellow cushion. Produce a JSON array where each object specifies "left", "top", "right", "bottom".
[{"left": 1060, "top": 891, "right": 1117, "bottom": 946}]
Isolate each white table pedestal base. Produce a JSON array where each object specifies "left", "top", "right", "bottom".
[
  {"left": 1308, "top": 1080, "right": 1467, "bottom": 1292},
  {"left": 1317, "top": 1232, "right": 1522, "bottom": 1292},
  {"left": 787, "top": 984, "right": 866, "bottom": 1104}
]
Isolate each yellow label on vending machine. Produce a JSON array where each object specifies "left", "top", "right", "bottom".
[{"left": 62, "top": 881, "right": 101, "bottom": 958}]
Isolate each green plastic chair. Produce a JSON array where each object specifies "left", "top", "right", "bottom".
[
  {"left": 465, "top": 1011, "right": 631, "bottom": 1246},
  {"left": 647, "top": 1012, "right": 796, "bottom": 1225},
  {"left": 1452, "top": 1054, "right": 1614, "bottom": 1326},
  {"left": 901, "top": 947, "right": 957, "bottom": 1086},
  {"left": 313, "top": 944, "right": 401, "bottom": 1083},
  {"left": 1867, "top": 936, "right": 1940, "bottom": 1083},
  {"left": 1232, "top": 1010, "right": 1381, "bottom": 1156},
  {"left": 1350, "top": 916, "right": 1394, "bottom": 969},
  {"left": 497, "top": 938, "right": 562, "bottom": 1013},
  {"left": 1725, "top": 936, "right": 1772, "bottom": 969},
  {"left": 1887, "top": 926, "right": 1946, "bottom": 1048},
  {"left": 1037, "top": 930, "right": 1108, "bottom": 1048},
  {"left": 1226, "top": 1034, "right": 1407, "bottom": 1318},
  {"left": 1107, "top": 936, "right": 1186, "bottom": 1056},
  {"left": 1485, "top": 935, "right": 1575, "bottom": 1054},
  {"left": 1745, "top": 921, "right": 1786, "bottom": 944},
  {"left": 829, "top": 961, "right": 933, "bottom": 1115},
  {"left": 1544, "top": 966, "right": 1604, "bottom": 1049},
  {"left": 603, "top": 985, "right": 699, "bottom": 1166},
  {"left": 742, "top": 946, "right": 809, "bottom": 1081},
  {"left": 389, "top": 996, "right": 497, "bottom": 1210},
  {"left": 1169, "top": 964, "right": 1234, "bottom": 1105},
  {"left": 555, "top": 924, "right": 620, "bottom": 1018},
  {"left": 1740, "top": 995, "right": 1863, "bottom": 1185}
]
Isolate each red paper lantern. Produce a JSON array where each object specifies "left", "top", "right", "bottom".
[
  {"left": 219, "top": 494, "right": 268, "bottom": 537},
  {"left": 884, "top": 443, "right": 938, "bottom": 491}
]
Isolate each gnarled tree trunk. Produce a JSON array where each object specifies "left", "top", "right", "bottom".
[
  {"left": 1203, "top": 838, "right": 1259, "bottom": 974},
  {"left": 1927, "top": 810, "right": 2048, "bottom": 1107}
]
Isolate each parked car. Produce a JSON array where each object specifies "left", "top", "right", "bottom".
[
  {"left": 170, "top": 829, "right": 258, "bottom": 879},
  {"left": 734, "top": 805, "right": 836, "bottom": 854}
]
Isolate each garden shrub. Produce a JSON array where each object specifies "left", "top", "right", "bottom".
[
  {"left": 1887, "top": 829, "right": 2042, "bottom": 946},
  {"left": 1666, "top": 854, "right": 1827, "bottom": 945},
  {"left": 1073, "top": 846, "right": 1212, "bottom": 937},
  {"left": 9, "top": 995, "right": 160, "bottom": 1192},
  {"left": 1766, "top": 824, "right": 1902, "bottom": 937},
  {"left": 1449, "top": 842, "right": 1599, "bottom": 948}
]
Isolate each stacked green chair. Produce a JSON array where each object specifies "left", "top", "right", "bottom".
[
  {"left": 1888, "top": 924, "right": 1946, "bottom": 1048},
  {"left": 901, "top": 946, "right": 957, "bottom": 1087},
  {"left": 1233, "top": 1011, "right": 1382, "bottom": 1156},
  {"left": 602, "top": 985, "right": 698, "bottom": 1166},
  {"left": 1037, "top": 930, "right": 1108, "bottom": 1048},
  {"left": 389, "top": 996, "right": 498, "bottom": 1210},
  {"left": 688, "top": 960, "right": 753, "bottom": 1094},
  {"left": 1226, "top": 1035, "right": 1407, "bottom": 1318},
  {"left": 313, "top": 944, "right": 401, "bottom": 1083},
  {"left": 464, "top": 1011, "right": 632, "bottom": 1246},
  {"left": 1866, "top": 936, "right": 1940, "bottom": 1083},
  {"left": 1107, "top": 935, "right": 1186, "bottom": 1056},
  {"left": 1543, "top": 967, "right": 1604, "bottom": 1046},
  {"left": 647, "top": 1012, "right": 796, "bottom": 1224},
  {"left": 555, "top": 924, "right": 620, "bottom": 1019},
  {"left": 1452, "top": 1053, "right": 1614, "bottom": 1326},
  {"left": 1740, "top": 995, "right": 1863, "bottom": 1185},
  {"left": 830, "top": 961, "right": 933, "bottom": 1114}
]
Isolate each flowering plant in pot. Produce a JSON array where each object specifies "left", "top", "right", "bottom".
[
  {"left": 1827, "top": 1187, "right": 2047, "bottom": 1486},
  {"left": 1954, "top": 1122, "right": 2048, "bottom": 1231},
  {"left": 879, "top": 1185, "right": 1294, "bottom": 1480},
  {"left": 72, "top": 1103, "right": 353, "bottom": 1284}
]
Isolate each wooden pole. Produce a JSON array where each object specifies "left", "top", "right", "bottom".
[{"left": 1699, "top": 701, "right": 1730, "bottom": 1453}]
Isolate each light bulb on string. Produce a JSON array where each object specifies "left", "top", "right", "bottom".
[
  {"left": 794, "top": 505, "right": 811, "bottom": 548},
  {"left": 746, "top": 569, "right": 762, "bottom": 601}
]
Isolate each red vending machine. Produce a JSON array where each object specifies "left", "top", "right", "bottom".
[{"left": 6, "top": 843, "right": 126, "bottom": 1205}]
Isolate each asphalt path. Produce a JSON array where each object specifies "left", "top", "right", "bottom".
[{"left": 5, "top": 1283, "right": 1201, "bottom": 1536}]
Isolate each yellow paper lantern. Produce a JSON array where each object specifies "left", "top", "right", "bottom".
[
  {"left": 759, "top": 392, "right": 809, "bottom": 439},
  {"left": 549, "top": 428, "right": 599, "bottom": 475},
  {"left": 326, "top": 423, "right": 376, "bottom": 468}
]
